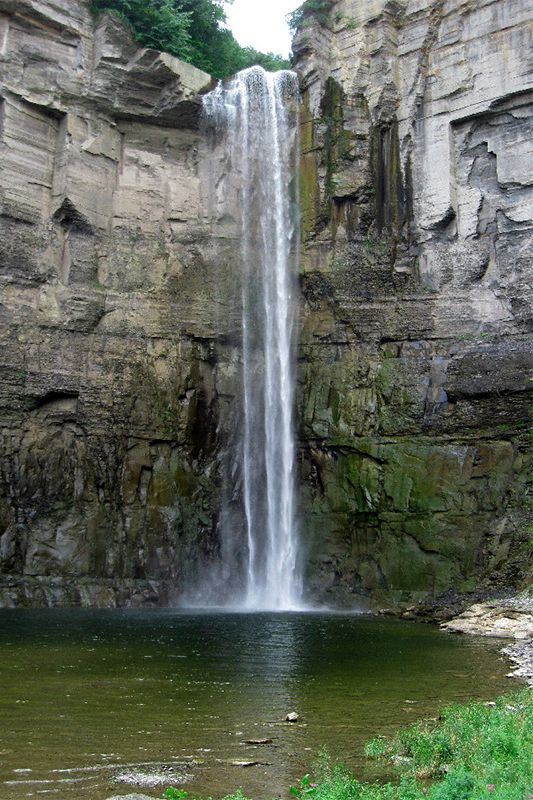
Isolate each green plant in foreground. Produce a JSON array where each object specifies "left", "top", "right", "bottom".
[
  {"left": 290, "top": 773, "right": 317, "bottom": 797},
  {"left": 165, "top": 691, "right": 533, "bottom": 800},
  {"left": 364, "top": 689, "right": 533, "bottom": 797}
]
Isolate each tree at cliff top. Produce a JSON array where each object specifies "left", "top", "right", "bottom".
[
  {"left": 286, "top": 0, "right": 335, "bottom": 31},
  {"left": 89, "top": 0, "right": 291, "bottom": 78}
]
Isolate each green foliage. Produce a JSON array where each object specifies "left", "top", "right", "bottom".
[
  {"left": 289, "top": 752, "right": 421, "bottom": 800},
  {"left": 90, "top": 0, "right": 290, "bottom": 78},
  {"left": 430, "top": 768, "right": 475, "bottom": 800},
  {"left": 222, "top": 792, "right": 252, "bottom": 800},
  {"left": 364, "top": 689, "right": 533, "bottom": 798},
  {"left": 166, "top": 788, "right": 250, "bottom": 800},
  {"left": 290, "top": 773, "right": 317, "bottom": 797},
  {"left": 287, "top": 0, "right": 336, "bottom": 33},
  {"left": 90, "top": 0, "right": 192, "bottom": 58},
  {"left": 364, "top": 236, "right": 387, "bottom": 256},
  {"left": 240, "top": 48, "right": 292, "bottom": 72},
  {"left": 161, "top": 404, "right": 178, "bottom": 436}
]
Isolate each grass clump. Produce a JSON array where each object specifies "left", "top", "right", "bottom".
[
  {"left": 303, "top": 696, "right": 533, "bottom": 798},
  {"left": 363, "top": 688, "right": 533, "bottom": 798},
  {"left": 287, "top": 0, "right": 336, "bottom": 32}
]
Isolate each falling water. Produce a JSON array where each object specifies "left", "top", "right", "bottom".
[{"left": 203, "top": 67, "right": 301, "bottom": 610}]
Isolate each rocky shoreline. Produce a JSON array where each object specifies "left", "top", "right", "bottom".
[
  {"left": 0, "top": 576, "right": 175, "bottom": 608},
  {"left": 440, "top": 594, "right": 533, "bottom": 688}
]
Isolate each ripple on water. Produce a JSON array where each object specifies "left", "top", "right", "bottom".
[{"left": 0, "top": 608, "right": 516, "bottom": 800}]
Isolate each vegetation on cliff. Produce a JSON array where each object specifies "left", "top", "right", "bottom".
[
  {"left": 89, "top": 0, "right": 290, "bottom": 78},
  {"left": 286, "top": 0, "right": 335, "bottom": 31}
]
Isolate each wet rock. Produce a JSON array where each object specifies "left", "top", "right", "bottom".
[
  {"left": 293, "top": 0, "right": 533, "bottom": 609},
  {"left": 242, "top": 738, "right": 274, "bottom": 745},
  {"left": 0, "top": 0, "right": 223, "bottom": 603},
  {"left": 285, "top": 712, "right": 299, "bottom": 722},
  {"left": 112, "top": 764, "right": 190, "bottom": 788},
  {"left": 0, "top": 0, "right": 531, "bottom": 611},
  {"left": 502, "top": 638, "right": 533, "bottom": 688}
]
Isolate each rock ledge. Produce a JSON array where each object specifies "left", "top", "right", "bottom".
[{"left": 442, "top": 602, "right": 533, "bottom": 639}]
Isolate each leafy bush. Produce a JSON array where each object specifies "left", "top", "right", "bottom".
[
  {"left": 363, "top": 689, "right": 533, "bottom": 797},
  {"left": 90, "top": 0, "right": 192, "bottom": 58},
  {"left": 287, "top": 0, "right": 336, "bottom": 33},
  {"left": 430, "top": 767, "right": 475, "bottom": 800}
]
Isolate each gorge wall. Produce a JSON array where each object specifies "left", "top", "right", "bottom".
[
  {"left": 0, "top": 0, "right": 225, "bottom": 606},
  {"left": 294, "top": 0, "right": 533, "bottom": 609},
  {"left": 0, "top": 0, "right": 531, "bottom": 609}
]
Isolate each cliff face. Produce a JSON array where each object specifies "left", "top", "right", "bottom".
[
  {"left": 0, "top": 0, "right": 531, "bottom": 609},
  {"left": 294, "top": 0, "right": 533, "bottom": 607},
  {"left": 0, "top": 0, "right": 228, "bottom": 606}
]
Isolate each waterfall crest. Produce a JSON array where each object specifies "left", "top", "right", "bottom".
[{"left": 203, "top": 66, "right": 302, "bottom": 610}]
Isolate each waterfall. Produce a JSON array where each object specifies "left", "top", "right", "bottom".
[{"left": 202, "top": 67, "right": 302, "bottom": 610}]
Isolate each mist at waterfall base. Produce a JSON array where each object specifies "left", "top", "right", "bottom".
[{"left": 188, "top": 67, "right": 304, "bottom": 611}]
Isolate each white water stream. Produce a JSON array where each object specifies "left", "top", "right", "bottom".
[{"left": 203, "top": 67, "right": 301, "bottom": 610}]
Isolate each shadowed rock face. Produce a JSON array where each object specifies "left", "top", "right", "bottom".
[{"left": 0, "top": 0, "right": 531, "bottom": 609}]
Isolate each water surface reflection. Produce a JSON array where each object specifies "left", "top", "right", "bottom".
[{"left": 0, "top": 609, "right": 513, "bottom": 799}]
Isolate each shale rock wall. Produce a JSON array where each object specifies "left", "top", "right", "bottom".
[
  {"left": 294, "top": 0, "right": 533, "bottom": 607},
  {"left": 0, "top": 0, "right": 229, "bottom": 607}
]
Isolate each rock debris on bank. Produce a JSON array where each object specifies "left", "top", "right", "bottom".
[{"left": 443, "top": 595, "right": 533, "bottom": 688}]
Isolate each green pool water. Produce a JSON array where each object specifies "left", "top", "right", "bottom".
[{"left": 0, "top": 609, "right": 515, "bottom": 799}]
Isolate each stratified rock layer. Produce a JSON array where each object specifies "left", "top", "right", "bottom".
[
  {"left": 442, "top": 603, "right": 533, "bottom": 638},
  {"left": 293, "top": 0, "right": 532, "bottom": 607},
  {"left": 0, "top": 0, "right": 224, "bottom": 605}
]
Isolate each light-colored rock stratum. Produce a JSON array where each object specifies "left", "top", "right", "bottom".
[{"left": 442, "top": 603, "right": 533, "bottom": 638}]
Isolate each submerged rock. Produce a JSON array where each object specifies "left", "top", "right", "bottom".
[{"left": 242, "top": 738, "right": 274, "bottom": 745}]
